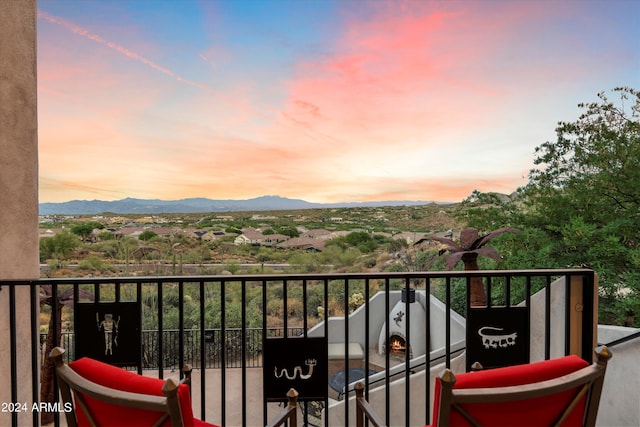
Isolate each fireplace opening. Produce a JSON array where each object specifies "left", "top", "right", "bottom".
[
  {"left": 381, "top": 334, "right": 412, "bottom": 359},
  {"left": 389, "top": 335, "right": 406, "bottom": 355}
]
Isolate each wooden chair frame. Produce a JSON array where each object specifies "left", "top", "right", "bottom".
[
  {"left": 355, "top": 382, "right": 387, "bottom": 427},
  {"left": 50, "top": 347, "right": 187, "bottom": 427},
  {"left": 265, "top": 388, "right": 299, "bottom": 427},
  {"left": 355, "top": 346, "right": 611, "bottom": 427}
]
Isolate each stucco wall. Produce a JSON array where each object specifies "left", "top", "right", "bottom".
[
  {"left": 0, "top": 0, "right": 39, "bottom": 425},
  {"left": 596, "top": 326, "right": 640, "bottom": 427},
  {"left": 0, "top": 0, "right": 38, "bottom": 275}
]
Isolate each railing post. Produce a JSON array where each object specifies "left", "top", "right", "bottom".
[
  {"left": 356, "top": 382, "right": 365, "bottom": 427},
  {"left": 569, "top": 272, "right": 598, "bottom": 360},
  {"left": 287, "top": 388, "right": 298, "bottom": 427}
]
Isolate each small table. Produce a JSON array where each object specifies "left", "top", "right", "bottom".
[{"left": 328, "top": 368, "right": 377, "bottom": 399}]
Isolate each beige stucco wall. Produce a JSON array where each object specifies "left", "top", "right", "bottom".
[{"left": 0, "top": 0, "right": 39, "bottom": 425}]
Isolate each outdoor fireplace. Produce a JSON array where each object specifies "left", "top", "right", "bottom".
[{"left": 378, "top": 297, "right": 427, "bottom": 359}]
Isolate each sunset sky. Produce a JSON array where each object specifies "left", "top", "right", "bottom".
[{"left": 37, "top": 0, "right": 640, "bottom": 204}]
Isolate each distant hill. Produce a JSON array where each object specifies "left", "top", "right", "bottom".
[{"left": 39, "top": 195, "right": 444, "bottom": 215}]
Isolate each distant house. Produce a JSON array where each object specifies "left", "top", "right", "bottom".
[
  {"left": 112, "top": 226, "right": 178, "bottom": 239},
  {"left": 301, "top": 229, "right": 332, "bottom": 240},
  {"left": 179, "top": 229, "right": 209, "bottom": 240},
  {"left": 251, "top": 214, "right": 277, "bottom": 220},
  {"left": 114, "top": 226, "right": 145, "bottom": 238},
  {"left": 234, "top": 228, "right": 264, "bottom": 245},
  {"left": 192, "top": 230, "right": 209, "bottom": 239},
  {"left": 261, "top": 234, "right": 289, "bottom": 247},
  {"left": 276, "top": 237, "right": 325, "bottom": 252},
  {"left": 107, "top": 216, "right": 129, "bottom": 224},
  {"left": 201, "top": 230, "right": 227, "bottom": 242},
  {"left": 147, "top": 227, "right": 177, "bottom": 238}
]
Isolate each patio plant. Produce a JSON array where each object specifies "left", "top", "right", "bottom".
[{"left": 418, "top": 227, "right": 520, "bottom": 306}]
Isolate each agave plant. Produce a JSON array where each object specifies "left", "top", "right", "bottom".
[{"left": 418, "top": 227, "right": 520, "bottom": 306}]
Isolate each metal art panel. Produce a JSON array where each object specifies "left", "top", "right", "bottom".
[
  {"left": 75, "top": 302, "right": 141, "bottom": 367},
  {"left": 263, "top": 336, "right": 328, "bottom": 401},
  {"left": 466, "top": 306, "right": 530, "bottom": 371}
]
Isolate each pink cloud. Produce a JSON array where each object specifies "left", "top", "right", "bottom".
[
  {"left": 39, "top": 11, "right": 190, "bottom": 84},
  {"left": 38, "top": 1, "right": 603, "bottom": 204}
]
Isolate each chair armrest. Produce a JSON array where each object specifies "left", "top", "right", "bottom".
[
  {"left": 355, "top": 382, "right": 387, "bottom": 427},
  {"left": 182, "top": 364, "right": 193, "bottom": 396}
]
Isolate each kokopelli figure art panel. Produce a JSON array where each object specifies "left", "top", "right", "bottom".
[
  {"left": 76, "top": 302, "right": 141, "bottom": 367},
  {"left": 97, "top": 313, "right": 121, "bottom": 355}
]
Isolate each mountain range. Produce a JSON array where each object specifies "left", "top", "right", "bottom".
[{"left": 39, "top": 195, "right": 444, "bottom": 215}]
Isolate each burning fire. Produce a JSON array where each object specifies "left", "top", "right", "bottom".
[{"left": 390, "top": 336, "right": 405, "bottom": 354}]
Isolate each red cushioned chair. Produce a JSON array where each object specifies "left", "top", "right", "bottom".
[
  {"left": 355, "top": 346, "right": 612, "bottom": 427},
  {"left": 50, "top": 347, "right": 219, "bottom": 427},
  {"left": 431, "top": 346, "right": 612, "bottom": 427}
]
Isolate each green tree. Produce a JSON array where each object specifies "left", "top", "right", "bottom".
[
  {"left": 526, "top": 87, "right": 640, "bottom": 324},
  {"left": 39, "top": 231, "right": 80, "bottom": 261},
  {"left": 139, "top": 230, "right": 158, "bottom": 241},
  {"left": 342, "top": 231, "right": 378, "bottom": 253},
  {"left": 70, "top": 221, "right": 103, "bottom": 241},
  {"left": 279, "top": 226, "right": 300, "bottom": 238},
  {"left": 461, "top": 88, "right": 640, "bottom": 325},
  {"left": 98, "top": 231, "right": 116, "bottom": 241},
  {"left": 319, "top": 245, "right": 360, "bottom": 268}
]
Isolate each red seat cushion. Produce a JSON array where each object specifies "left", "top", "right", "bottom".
[
  {"left": 69, "top": 358, "right": 195, "bottom": 427},
  {"left": 194, "top": 419, "right": 217, "bottom": 427},
  {"left": 431, "top": 355, "right": 590, "bottom": 426}
]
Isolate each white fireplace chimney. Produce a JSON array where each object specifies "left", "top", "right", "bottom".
[{"left": 377, "top": 298, "right": 427, "bottom": 358}]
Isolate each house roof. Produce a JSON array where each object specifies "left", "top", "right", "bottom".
[
  {"left": 302, "top": 229, "right": 332, "bottom": 238},
  {"left": 276, "top": 237, "right": 325, "bottom": 251},
  {"left": 240, "top": 229, "right": 264, "bottom": 240},
  {"left": 262, "top": 233, "right": 289, "bottom": 242}
]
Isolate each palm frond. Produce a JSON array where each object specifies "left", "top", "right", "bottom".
[
  {"left": 445, "top": 251, "right": 465, "bottom": 270},
  {"left": 459, "top": 228, "right": 480, "bottom": 249},
  {"left": 476, "top": 227, "right": 521, "bottom": 248},
  {"left": 473, "top": 246, "right": 502, "bottom": 262}
]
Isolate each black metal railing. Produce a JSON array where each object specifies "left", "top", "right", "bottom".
[
  {"left": 2, "top": 269, "right": 597, "bottom": 427},
  {"left": 601, "top": 330, "right": 640, "bottom": 348},
  {"left": 42, "top": 328, "right": 305, "bottom": 369}
]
